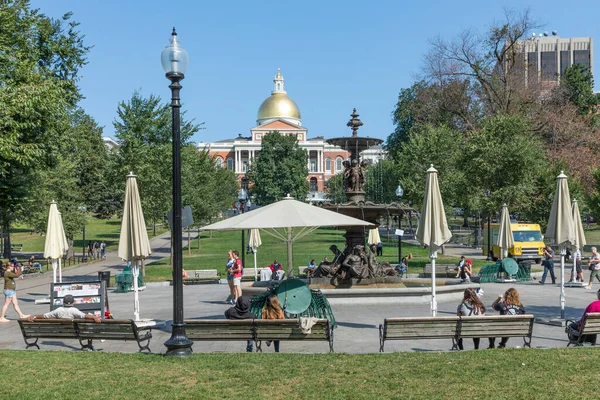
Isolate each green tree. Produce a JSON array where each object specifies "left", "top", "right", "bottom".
[
  {"left": 324, "top": 173, "right": 345, "bottom": 204},
  {"left": 0, "top": 1, "right": 89, "bottom": 257},
  {"left": 246, "top": 132, "right": 309, "bottom": 205},
  {"left": 558, "top": 64, "right": 600, "bottom": 118}
]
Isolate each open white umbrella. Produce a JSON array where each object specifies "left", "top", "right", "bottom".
[
  {"left": 118, "top": 173, "right": 152, "bottom": 321},
  {"left": 415, "top": 165, "right": 452, "bottom": 316},
  {"left": 44, "top": 201, "right": 65, "bottom": 283},
  {"left": 570, "top": 199, "right": 587, "bottom": 283},
  {"left": 367, "top": 228, "right": 381, "bottom": 246},
  {"left": 57, "top": 212, "right": 69, "bottom": 283},
  {"left": 496, "top": 204, "right": 514, "bottom": 260},
  {"left": 202, "top": 195, "right": 375, "bottom": 277},
  {"left": 545, "top": 171, "right": 576, "bottom": 319},
  {"left": 248, "top": 229, "right": 262, "bottom": 281}
]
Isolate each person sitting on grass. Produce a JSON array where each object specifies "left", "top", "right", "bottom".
[
  {"left": 26, "top": 294, "right": 101, "bottom": 322},
  {"left": 395, "top": 257, "right": 408, "bottom": 277}
]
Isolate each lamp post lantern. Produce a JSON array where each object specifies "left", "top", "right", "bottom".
[{"left": 162, "top": 28, "right": 193, "bottom": 357}]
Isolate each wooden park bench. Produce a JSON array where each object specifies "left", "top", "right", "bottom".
[
  {"left": 298, "top": 266, "right": 309, "bottom": 277},
  {"left": 18, "top": 318, "right": 153, "bottom": 352},
  {"left": 565, "top": 312, "right": 600, "bottom": 347},
  {"left": 10, "top": 243, "right": 23, "bottom": 252},
  {"left": 379, "top": 316, "right": 460, "bottom": 352},
  {"left": 457, "top": 315, "right": 534, "bottom": 349},
  {"left": 422, "top": 264, "right": 456, "bottom": 277},
  {"left": 184, "top": 318, "right": 334, "bottom": 352},
  {"left": 182, "top": 269, "right": 221, "bottom": 284}
]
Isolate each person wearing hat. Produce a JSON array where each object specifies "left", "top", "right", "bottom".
[{"left": 26, "top": 294, "right": 101, "bottom": 322}]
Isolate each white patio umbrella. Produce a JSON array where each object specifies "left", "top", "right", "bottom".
[
  {"left": 545, "top": 171, "right": 576, "bottom": 319},
  {"left": 202, "top": 195, "right": 375, "bottom": 277},
  {"left": 496, "top": 204, "right": 514, "bottom": 260},
  {"left": 118, "top": 173, "right": 152, "bottom": 321},
  {"left": 367, "top": 228, "right": 381, "bottom": 246},
  {"left": 248, "top": 228, "right": 262, "bottom": 281},
  {"left": 571, "top": 199, "right": 587, "bottom": 282},
  {"left": 415, "top": 165, "right": 452, "bottom": 316},
  {"left": 44, "top": 201, "right": 65, "bottom": 283},
  {"left": 57, "top": 212, "right": 69, "bottom": 283}
]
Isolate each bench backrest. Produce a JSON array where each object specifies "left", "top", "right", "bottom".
[
  {"left": 242, "top": 268, "right": 257, "bottom": 277},
  {"left": 75, "top": 319, "right": 138, "bottom": 340},
  {"left": 192, "top": 270, "right": 219, "bottom": 278},
  {"left": 458, "top": 315, "right": 534, "bottom": 339},
  {"left": 254, "top": 319, "right": 330, "bottom": 341},
  {"left": 581, "top": 312, "right": 600, "bottom": 335},
  {"left": 184, "top": 319, "right": 255, "bottom": 341},
  {"left": 383, "top": 316, "right": 459, "bottom": 340},
  {"left": 19, "top": 319, "right": 78, "bottom": 338}
]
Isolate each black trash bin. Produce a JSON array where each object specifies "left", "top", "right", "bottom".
[{"left": 98, "top": 271, "right": 111, "bottom": 288}]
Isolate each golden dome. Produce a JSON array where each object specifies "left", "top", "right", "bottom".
[{"left": 257, "top": 93, "right": 301, "bottom": 120}]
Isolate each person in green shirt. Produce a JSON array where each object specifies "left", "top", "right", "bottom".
[{"left": 0, "top": 261, "right": 29, "bottom": 322}]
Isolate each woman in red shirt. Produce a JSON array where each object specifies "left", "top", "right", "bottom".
[{"left": 231, "top": 250, "right": 243, "bottom": 303}]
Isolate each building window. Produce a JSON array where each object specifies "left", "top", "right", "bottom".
[
  {"left": 226, "top": 158, "right": 234, "bottom": 170},
  {"left": 310, "top": 177, "right": 318, "bottom": 192},
  {"left": 256, "top": 134, "right": 262, "bottom": 140},
  {"left": 297, "top": 134, "right": 302, "bottom": 140},
  {"left": 215, "top": 157, "right": 223, "bottom": 168},
  {"left": 310, "top": 160, "right": 317, "bottom": 173},
  {"left": 541, "top": 51, "right": 557, "bottom": 81},
  {"left": 574, "top": 50, "right": 590, "bottom": 70},
  {"left": 242, "top": 161, "right": 248, "bottom": 173},
  {"left": 325, "top": 157, "right": 331, "bottom": 172},
  {"left": 335, "top": 157, "right": 343, "bottom": 172}
]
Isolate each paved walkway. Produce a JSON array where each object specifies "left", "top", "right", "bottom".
[{"left": 1, "top": 235, "right": 595, "bottom": 354}]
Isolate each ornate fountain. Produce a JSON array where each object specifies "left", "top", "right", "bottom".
[{"left": 313, "top": 109, "right": 415, "bottom": 285}]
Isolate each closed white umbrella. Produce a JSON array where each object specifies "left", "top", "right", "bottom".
[
  {"left": 44, "top": 201, "right": 65, "bottom": 283},
  {"left": 118, "top": 173, "right": 152, "bottom": 321},
  {"left": 571, "top": 199, "right": 587, "bottom": 282},
  {"left": 545, "top": 171, "right": 576, "bottom": 319},
  {"left": 367, "top": 228, "right": 381, "bottom": 246},
  {"left": 496, "top": 204, "right": 514, "bottom": 260},
  {"left": 248, "top": 229, "right": 262, "bottom": 281},
  {"left": 415, "top": 165, "right": 452, "bottom": 316},
  {"left": 57, "top": 212, "right": 69, "bottom": 283}
]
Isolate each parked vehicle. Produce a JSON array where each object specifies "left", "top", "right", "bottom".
[{"left": 482, "top": 223, "right": 545, "bottom": 263}]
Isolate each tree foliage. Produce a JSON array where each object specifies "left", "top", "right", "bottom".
[{"left": 246, "top": 132, "right": 309, "bottom": 205}]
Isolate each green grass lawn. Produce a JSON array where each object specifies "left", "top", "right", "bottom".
[
  {"left": 144, "top": 228, "right": 509, "bottom": 282},
  {"left": 8, "top": 217, "right": 168, "bottom": 254},
  {"left": 1, "top": 348, "right": 598, "bottom": 399}
]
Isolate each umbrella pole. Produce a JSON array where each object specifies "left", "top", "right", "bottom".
[
  {"left": 286, "top": 227, "right": 294, "bottom": 278},
  {"left": 133, "top": 259, "right": 140, "bottom": 321},
  {"left": 431, "top": 251, "right": 437, "bottom": 317},
  {"left": 253, "top": 248, "right": 257, "bottom": 282},
  {"left": 58, "top": 257, "right": 62, "bottom": 283},
  {"left": 52, "top": 259, "right": 57, "bottom": 283},
  {"left": 560, "top": 246, "right": 566, "bottom": 319}
]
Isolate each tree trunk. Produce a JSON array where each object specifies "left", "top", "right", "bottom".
[{"left": 2, "top": 219, "right": 11, "bottom": 259}]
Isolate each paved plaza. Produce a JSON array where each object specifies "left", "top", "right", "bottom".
[{"left": 1, "top": 235, "right": 597, "bottom": 354}]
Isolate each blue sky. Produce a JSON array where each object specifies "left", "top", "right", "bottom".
[{"left": 31, "top": 0, "right": 600, "bottom": 145}]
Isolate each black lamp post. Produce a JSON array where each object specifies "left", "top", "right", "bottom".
[
  {"left": 162, "top": 28, "right": 193, "bottom": 357},
  {"left": 395, "top": 184, "right": 404, "bottom": 264},
  {"left": 239, "top": 189, "right": 248, "bottom": 267}
]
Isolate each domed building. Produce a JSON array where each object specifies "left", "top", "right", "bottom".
[{"left": 198, "top": 69, "right": 384, "bottom": 201}]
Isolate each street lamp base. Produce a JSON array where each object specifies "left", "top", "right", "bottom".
[{"left": 164, "top": 325, "right": 193, "bottom": 357}]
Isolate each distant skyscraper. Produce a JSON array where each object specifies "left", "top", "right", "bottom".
[{"left": 508, "top": 34, "right": 593, "bottom": 90}]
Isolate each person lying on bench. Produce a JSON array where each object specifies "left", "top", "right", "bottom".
[{"left": 26, "top": 294, "right": 101, "bottom": 322}]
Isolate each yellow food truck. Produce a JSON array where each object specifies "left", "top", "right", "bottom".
[{"left": 482, "top": 223, "right": 545, "bottom": 263}]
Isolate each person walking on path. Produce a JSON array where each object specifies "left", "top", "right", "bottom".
[
  {"left": 585, "top": 247, "right": 600, "bottom": 290},
  {"left": 0, "top": 261, "right": 29, "bottom": 322},
  {"left": 26, "top": 294, "right": 101, "bottom": 322},
  {"left": 488, "top": 288, "right": 526, "bottom": 349},
  {"left": 87, "top": 241, "right": 93, "bottom": 258},
  {"left": 539, "top": 245, "right": 556, "bottom": 285},
  {"left": 225, "top": 296, "right": 256, "bottom": 352},
  {"left": 456, "top": 288, "right": 485, "bottom": 350},
  {"left": 100, "top": 241, "right": 107, "bottom": 260},
  {"left": 225, "top": 250, "right": 236, "bottom": 304},
  {"left": 262, "top": 294, "right": 285, "bottom": 352}
]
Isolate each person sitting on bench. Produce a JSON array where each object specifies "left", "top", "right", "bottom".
[
  {"left": 26, "top": 295, "right": 101, "bottom": 322},
  {"left": 568, "top": 289, "right": 600, "bottom": 345},
  {"left": 268, "top": 261, "right": 284, "bottom": 281}
]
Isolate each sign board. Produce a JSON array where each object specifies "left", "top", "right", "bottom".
[
  {"left": 395, "top": 229, "right": 405, "bottom": 237},
  {"left": 50, "top": 280, "right": 105, "bottom": 318},
  {"left": 167, "top": 205, "right": 194, "bottom": 230}
]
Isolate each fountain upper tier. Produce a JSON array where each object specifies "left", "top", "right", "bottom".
[{"left": 326, "top": 108, "right": 383, "bottom": 161}]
